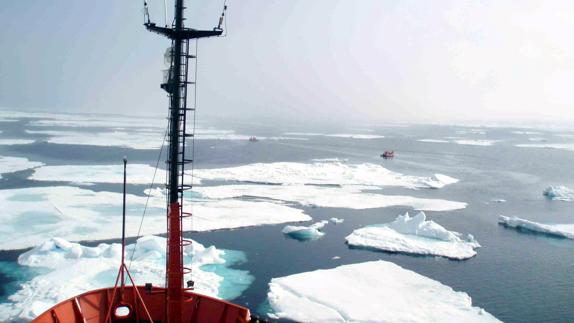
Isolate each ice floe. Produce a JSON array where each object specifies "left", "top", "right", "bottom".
[
  {"left": 543, "top": 186, "right": 574, "bottom": 201},
  {"left": 417, "top": 139, "right": 449, "bottom": 143},
  {"left": 345, "top": 212, "right": 479, "bottom": 260},
  {"left": 0, "top": 139, "right": 35, "bottom": 145},
  {"left": 267, "top": 260, "right": 500, "bottom": 322},
  {"left": 516, "top": 143, "right": 574, "bottom": 152},
  {"left": 0, "top": 236, "right": 254, "bottom": 321},
  {"left": 195, "top": 161, "right": 459, "bottom": 189},
  {"left": 196, "top": 184, "right": 466, "bottom": 211},
  {"left": 498, "top": 216, "right": 574, "bottom": 239},
  {"left": 31, "top": 164, "right": 177, "bottom": 185},
  {"left": 329, "top": 217, "right": 344, "bottom": 224},
  {"left": 284, "top": 132, "right": 384, "bottom": 139},
  {"left": 0, "top": 186, "right": 310, "bottom": 250},
  {"left": 0, "top": 156, "right": 44, "bottom": 180},
  {"left": 454, "top": 139, "right": 497, "bottom": 146},
  {"left": 282, "top": 221, "right": 328, "bottom": 241},
  {"left": 26, "top": 129, "right": 164, "bottom": 150}
]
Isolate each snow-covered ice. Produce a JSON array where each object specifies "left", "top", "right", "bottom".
[
  {"left": 345, "top": 212, "right": 479, "bottom": 260},
  {"left": 0, "top": 236, "right": 254, "bottom": 321},
  {"left": 31, "top": 164, "right": 181, "bottom": 185},
  {"left": 0, "top": 186, "right": 310, "bottom": 250},
  {"left": 543, "top": 186, "right": 574, "bottom": 201},
  {"left": 0, "top": 156, "right": 44, "bottom": 180},
  {"left": 195, "top": 161, "right": 459, "bottom": 189},
  {"left": 498, "top": 215, "right": 574, "bottom": 239},
  {"left": 26, "top": 129, "right": 164, "bottom": 150},
  {"left": 282, "top": 221, "right": 328, "bottom": 241},
  {"left": 417, "top": 139, "right": 449, "bottom": 143},
  {"left": 267, "top": 260, "right": 500, "bottom": 322},
  {"left": 0, "top": 139, "right": 35, "bottom": 145},
  {"left": 454, "top": 139, "right": 497, "bottom": 146},
  {"left": 196, "top": 184, "right": 467, "bottom": 211},
  {"left": 516, "top": 143, "right": 574, "bottom": 152}
]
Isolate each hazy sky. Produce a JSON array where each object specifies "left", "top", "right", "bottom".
[{"left": 1, "top": 0, "right": 574, "bottom": 125}]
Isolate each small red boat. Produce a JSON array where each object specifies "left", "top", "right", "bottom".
[{"left": 33, "top": 1, "right": 253, "bottom": 322}]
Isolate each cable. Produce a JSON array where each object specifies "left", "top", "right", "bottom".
[{"left": 128, "top": 123, "right": 169, "bottom": 269}]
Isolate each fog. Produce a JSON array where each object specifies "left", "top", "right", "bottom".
[{"left": 1, "top": 0, "right": 574, "bottom": 125}]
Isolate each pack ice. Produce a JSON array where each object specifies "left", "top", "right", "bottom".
[
  {"left": 345, "top": 212, "right": 479, "bottom": 260},
  {"left": 0, "top": 236, "right": 253, "bottom": 322},
  {"left": 0, "top": 156, "right": 44, "bottom": 180},
  {"left": 267, "top": 260, "right": 500, "bottom": 322}
]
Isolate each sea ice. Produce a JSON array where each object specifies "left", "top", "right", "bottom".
[
  {"left": 267, "top": 260, "right": 500, "bottom": 322},
  {"left": 498, "top": 215, "right": 574, "bottom": 239},
  {"left": 329, "top": 217, "right": 344, "bottom": 224},
  {"left": 417, "top": 139, "right": 449, "bottom": 143},
  {"left": 195, "top": 161, "right": 459, "bottom": 189},
  {"left": 454, "top": 139, "right": 497, "bottom": 146},
  {"left": 0, "top": 236, "right": 253, "bottom": 322},
  {"left": 516, "top": 143, "right": 574, "bottom": 152},
  {"left": 0, "top": 139, "right": 35, "bottom": 145},
  {"left": 196, "top": 184, "right": 467, "bottom": 211},
  {"left": 0, "top": 156, "right": 44, "bottom": 180},
  {"left": 284, "top": 132, "right": 384, "bottom": 139},
  {"left": 26, "top": 129, "right": 164, "bottom": 150},
  {"left": 345, "top": 212, "right": 479, "bottom": 260},
  {"left": 282, "top": 221, "right": 328, "bottom": 241},
  {"left": 0, "top": 186, "right": 310, "bottom": 250},
  {"left": 543, "top": 186, "right": 574, "bottom": 201}
]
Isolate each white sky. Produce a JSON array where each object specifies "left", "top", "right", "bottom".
[{"left": 1, "top": 0, "right": 574, "bottom": 125}]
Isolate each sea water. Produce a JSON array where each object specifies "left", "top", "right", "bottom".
[{"left": 1, "top": 112, "right": 574, "bottom": 321}]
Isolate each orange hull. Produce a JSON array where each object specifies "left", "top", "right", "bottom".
[{"left": 32, "top": 286, "right": 250, "bottom": 323}]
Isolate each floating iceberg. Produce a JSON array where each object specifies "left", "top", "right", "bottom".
[
  {"left": 282, "top": 221, "right": 328, "bottom": 241},
  {"left": 498, "top": 215, "right": 574, "bottom": 239},
  {"left": 0, "top": 186, "right": 310, "bottom": 250},
  {"left": 195, "top": 161, "right": 459, "bottom": 189},
  {"left": 0, "top": 236, "right": 254, "bottom": 322},
  {"left": 346, "top": 212, "right": 479, "bottom": 260},
  {"left": 197, "top": 184, "right": 467, "bottom": 211},
  {"left": 267, "top": 260, "right": 500, "bottom": 322},
  {"left": 329, "top": 217, "right": 344, "bottom": 224},
  {"left": 543, "top": 186, "right": 574, "bottom": 201},
  {"left": 0, "top": 156, "right": 44, "bottom": 180}
]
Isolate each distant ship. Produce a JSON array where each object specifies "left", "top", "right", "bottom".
[
  {"left": 33, "top": 1, "right": 253, "bottom": 322},
  {"left": 249, "top": 136, "right": 258, "bottom": 142}
]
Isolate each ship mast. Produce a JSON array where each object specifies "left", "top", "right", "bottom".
[{"left": 144, "top": 1, "right": 222, "bottom": 321}]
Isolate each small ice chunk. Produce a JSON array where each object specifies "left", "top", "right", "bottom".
[
  {"left": 332, "top": 256, "right": 341, "bottom": 260},
  {"left": 345, "top": 212, "right": 480, "bottom": 260},
  {"left": 329, "top": 217, "right": 344, "bottom": 224},
  {"left": 498, "top": 215, "right": 574, "bottom": 239},
  {"left": 491, "top": 199, "right": 506, "bottom": 203},
  {"left": 282, "top": 221, "right": 328, "bottom": 241},
  {"left": 454, "top": 139, "right": 496, "bottom": 146},
  {"left": 417, "top": 139, "right": 449, "bottom": 143},
  {"left": 543, "top": 186, "right": 574, "bottom": 201},
  {"left": 516, "top": 143, "right": 574, "bottom": 152},
  {"left": 267, "top": 260, "right": 500, "bottom": 322}
]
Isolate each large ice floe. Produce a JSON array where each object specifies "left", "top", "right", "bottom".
[
  {"left": 0, "top": 186, "right": 310, "bottom": 250},
  {"left": 282, "top": 221, "right": 328, "bottom": 241},
  {"left": 516, "top": 143, "right": 574, "bottom": 152},
  {"left": 26, "top": 129, "right": 164, "bottom": 149},
  {"left": 0, "top": 236, "right": 254, "bottom": 322},
  {"left": 0, "top": 139, "right": 36, "bottom": 145},
  {"left": 195, "top": 161, "right": 458, "bottom": 189},
  {"left": 31, "top": 164, "right": 174, "bottom": 185},
  {"left": 543, "top": 186, "right": 574, "bottom": 201},
  {"left": 498, "top": 215, "right": 574, "bottom": 239},
  {"left": 197, "top": 184, "right": 466, "bottom": 211},
  {"left": 454, "top": 139, "right": 497, "bottom": 146},
  {"left": 345, "top": 212, "right": 479, "bottom": 260},
  {"left": 0, "top": 156, "right": 44, "bottom": 180},
  {"left": 284, "top": 132, "right": 384, "bottom": 139},
  {"left": 267, "top": 260, "right": 500, "bottom": 322}
]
